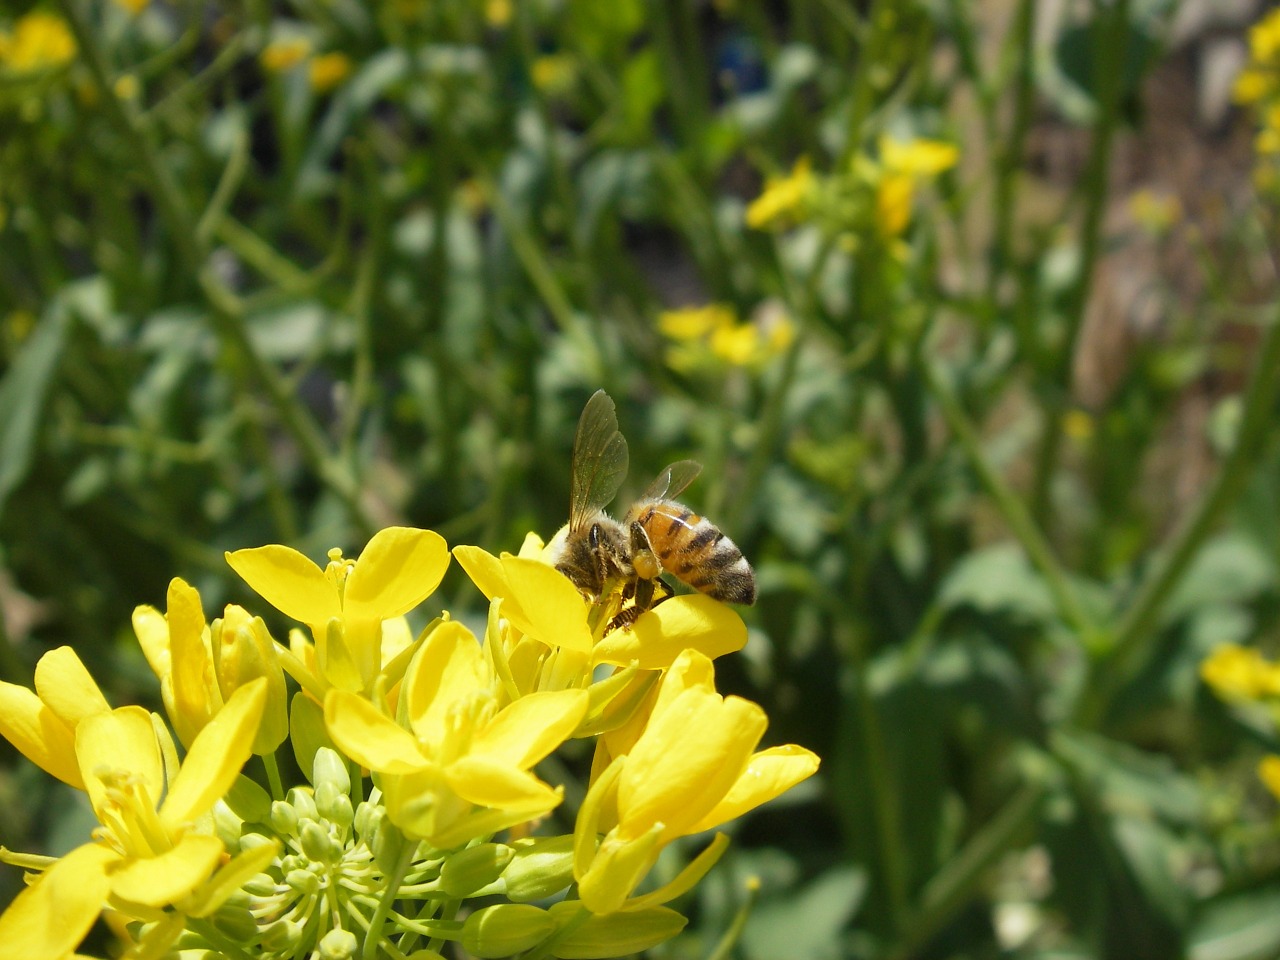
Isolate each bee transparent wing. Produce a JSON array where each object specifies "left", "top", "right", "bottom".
[
  {"left": 636, "top": 459, "right": 702, "bottom": 503},
  {"left": 568, "top": 390, "right": 629, "bottom": 530}
]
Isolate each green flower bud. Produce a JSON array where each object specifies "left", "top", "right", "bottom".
[
  {"left": 502, "top": 835, "right": 575, "bottom": 902},
  {"left": 318, "top": 927, "right": 359, "bottom": 960},
  {"left": 288, "top": 787, "right": 319, "bottom": 822},
  {"left": 300, "top": 820, "right": 335, "bottom": 862},
  {"left": 312, "top": 746, "right": 351, "bottom": 795},
  {"left": 243, "top": 872, "right": 278, "bottom": 897},
  {"left": 461, "top": 904, "right": 557, "bottom": 958},
  {"left": 439, "top": 843, "right": 514, "bottom": 897},
  {"left": 290, "top": 690, "right": 337, "bottom": 785},
  {"left": 239, "top": 831, "right": 278, "bottom": 854},
  {"left": 546, "top": 902, "right": 687, "bottom": 959},
  {"left": 354, "top": 800, "right": 381, "bottom": 842},
  {"left": 211, "top": 902, "right": 260, "bottom": 942},
  {"left": 213, "top": 800, "right": 243, "bottom": 849},
  {"left": 270, "top": 800, "right": 300, "bottom": 836},
  {"left": 372, "top": 812, "right": 406, "bottom": 876},
  {"left": 314, "top": 781, "right": 349, "bottom": 825},
  {"left": 212, "top": 606, "right": 289, "bottom": 754},
  {"left": 262, "top": 918, "right": 303, "bottom": 954},
  {"left": 286, "top": 868, "right": 320, "bottom": 896}
]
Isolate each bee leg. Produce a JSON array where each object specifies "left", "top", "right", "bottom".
[{"left": 651, "top": 576, "right": 674, "bottom": 608}]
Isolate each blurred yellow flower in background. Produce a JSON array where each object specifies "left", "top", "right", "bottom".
[
  {"left": 746, "top": 156, "right": 814, "bottom": 230},
  {"left": 874, "top": 135, "right": 957, "bottom": 238},
  {"left": 1201, "top": 643, "right": 1280, "bottom": 701},
  {"left": 308, "top": 51, "right": 352, "bottom": 93},
  {"left": 0, "top": 11, "right": 76, "bottom": 72},
  {"left": 660, "top": 302, "right": 794, "bottom": 372},
  {"left": 261, "top": 36, "right": 312, "bottom": 73},
  {"left": 531, "top": 53, "right": 576, "bottom": 96},
  {"left": 1260, "top": 755, "right": 1280, "bottom": 802}
]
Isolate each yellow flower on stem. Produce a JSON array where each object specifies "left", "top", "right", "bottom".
[
  {"left": 260, "top": 36, "right": 311, "bottom": 73},
  {"left": 873, "top": 135, "right": 958, "bottom": 239},
  {"left": 745, "top": 156, "right": 815, "bottom": 230},
  {"left": 574, "top": 650, "right": 819, "bottom": 914},
  {"left": 324, "top": 620, "right": 589, "bottom": 848},
  {"left": 0, "top": 680, "right": 274, "bottom": 958},
  {"left": 0, "top": 11, "right": 76, "bottom": 73},
  {"left": 1200, "top": 643, "right": 1280, "bottom": 701},
  {"left": 226, "top": 526, "right": 449, "bottom": 695}
]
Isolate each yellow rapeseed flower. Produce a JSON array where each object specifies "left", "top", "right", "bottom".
[
  {"left": 485, "top": 0, "right": 513, "bottom": 28},
  {"left": 0, "top": 11, "right": 76, "bottom": 72},
  {"left": 226, "top": 526, "right": 449, "bottom": 695},
  {"left": 745, "top": 156, "right": 814, "bottom": 230},
  {"left": 658, "top": 304, "right": 735, "bottom": 342},
  {"left": 873, "top": 136, "right": 958, "bottom": 238},
  {"left": 308, "top": 51, "right": 352, "bottom": 93},
  {"left": 531, "top": 53, "right": 575, "bottom": 96},
  {"left": 261, "top": 36, "right": 312, "bottom": 73},
  {"left": 574, "top": 650, "right": 819, "bottom": 914},
  {"left": 1260, "top": 754, "right": 1280, "bottom": 802},
  {"left": 1201, "top": 643, "right": 1280, "bottom": 700}
]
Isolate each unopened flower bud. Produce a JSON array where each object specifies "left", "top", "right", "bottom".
[
  {"left": 211, "top": 902, "right": 260, "bottom": 941},
  {"left": 547, "top": 902, "right": 688, "bottom": 958},
  {"left": 243, "top": 872, "right": 278, "bottom": 897},
  {"left": 286, "top": 868, "right": 320, "bottom": 895},
  {"left": 212, "top": 605, "right": 289, "bottom": 753},
  {"left": 354, "top": 800, "right": 380, "bottom": 841},
  {"left": 319, "top": 927, "right": 359, "bottom": 960},
  {"left": 300, "top": 820, "right": 335, "bottom": 862},
  {"left": 288, "top": 787, "right": 319, "bottom": 822},
  {"left": 270, "top": 800, "right": 300, "bottom": 836},
  {"left": 439, "top": 843, "right": 514, "bottom": 897},
  {"left": 262, "top": 918, "right": 303, "bottom": 953},
  {"left": 461, "top": 904, "right": 557, "bottom": 958},
  {"left": 312, "top": 746, "right": 351, "bottom": 794},
  {"left": 502, "top": 835, "right": 575, "bottom": 902},
  {"left": 372, "top": 813, "right": 405, "bottom": 875}
]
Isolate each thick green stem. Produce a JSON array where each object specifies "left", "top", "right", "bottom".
[{"left": 1075, "top": 313, "right": 1280, "bottom": 726}]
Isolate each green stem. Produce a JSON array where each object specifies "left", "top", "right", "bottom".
[
  {"left": 1029, "top": 0, "right": 1131, "bottom": 527},
  {"left": 705, "top": 876, "right": 762, "bottom": 960},
  {"left": 362, "top": 842, "right": 416, "bottom": 960},
  {"left": 885, "top": 784, "right": 1045, "bottom": 960},
  {"left": 1075, "top": 312, "right": 1280, "bottom": 726},
  {"left": 925, "top": 362, "right": 1097, "bottom": 643},
  {"left": 262, "top": 752, "right": 285, "bottom": 802}
]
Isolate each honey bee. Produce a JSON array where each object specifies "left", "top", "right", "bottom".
[{"left": 550, "top": 390, "right": 755, "bottom": 624}]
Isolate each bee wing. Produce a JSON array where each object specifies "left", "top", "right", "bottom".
[
  {"left": 637, "top": 459, "right": 702, "bottom": 503},
  {"left": 569, "top": 390, "right": 629, "bottom": 530}
]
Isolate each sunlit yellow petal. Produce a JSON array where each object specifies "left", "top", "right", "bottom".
[
  {"left": 622, "top": 832, "right": 730, "bottom": 912},
  {"left": 594, "top": 595, "right": 747, "bottom": 668},
  {"left": 324, "top": 689, "right": 427, "bottom": 774},
  {"left": 501, "top": 557, "right": 592, "bottom": 653},
  {"left": 577, "top": 824, "right": 664, "bottom": 916},
  {"left": 225, "top": 544, "right": 339, "bottom": 624},
  {"left": 132, "top": 604, "right": 172, "bottom": 683},
  {"left": 167, "top": 578, "right": 220, "bottom": 746},
  {"left": 620, "top": 692, "right": 765, "bottom": 841},
  {"left": 160, "top": 679, "right": 265, "bottom": 828},
  {"left": 33, "top": 646, "right": 110, "bottom": 728},
  {"left": 186, "top": 839, "right": 282, "bottom": 918},
  {"left": 0, "top": 841, "right": 116, "bottom": 960},
  {"left": 517, "top": 531, "right": 546, "bottom": 558},
  {"left": 445, "top": 756, "right": 563, "bottom": 812},
  {"left": 472, "top": 689, "right": 589, "bottom": 768},
  {"left": 453, "top": 545, "right": 532, "bottom": 633},
  {"left": 687, "top": 744, "right": 820, "bottom": 834},
  {"left": 77, "top": 706, "right": 163, "bottom": 818},
  {"left": 343, "top": 527, "right": 450, "bottom": 620},
  {"left": 402, "top": 621, "right": 486, "bottom": 744},
  {"left": 0, "top": 681, "right": 83, "bottom": 788},
  {"left": 108, "top": 834, "right": 224, "bottom": 907}
]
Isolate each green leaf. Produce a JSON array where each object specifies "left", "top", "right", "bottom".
[
  {"left": 937, "top": 543, "right": 1056, "bottom": 623},
  {"left": 1190, "top": 887, "right": 1280, "bottom": 960},
  {"left": 0, "top": 299, "right": 70, "bottom": 521},
  {"left": 743, "top": 865, "right": 866, "bottom": 960}
]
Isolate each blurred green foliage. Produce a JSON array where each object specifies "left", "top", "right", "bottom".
[{"left": 3, "top": 0, "right": 1280, "bottom": 957}]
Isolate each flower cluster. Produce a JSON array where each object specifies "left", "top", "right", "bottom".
[
  {"left": 659, "top": 301, "right": 795, "bottom": 372},
  {"left": 743, "top": 136, "right": 957, "bottom": 256},
  {"left": 1234, "top": 8, "right": 1280, "bottom": 194},
  {"left": 0, "top": 526, "right": 818, "bottom": 959},
  {"left": 1201, "top": 643, "right": 1280, "bottom": 801}
]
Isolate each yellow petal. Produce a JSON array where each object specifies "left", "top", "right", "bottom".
[
  {"left": 453, "top": 545, "right": 531, "bottom": 631},
  {"left": 343, "top": 527, "right": 450, "bottom": 620},
  {"left": 0, "top": 681, "right": 83, "bottom": 788},
  {"left": 577, "top": 824, "right": 664, "bottom": 916},
  {"left": 445, "top": 756, "right": 562, "bottom": 812},
  {"left": 225, "top": 544, "right": 339, "bottom": 624},
  {"left": 324, "top": 689, "right": 427, "bottom": 774},
  {"left": 402, "top": 621, "right": 486, "bottom": 744},
  {"left": 501, "top": 557, "right": 592, "bottom": 653},
  {"left": 33, "top": 647, "right": 110, "bottom": 728},
  {"left": 622, "top": 832, "right": 729, "bottom": 912},
  {"left": 160, "top": 679, "right": 266, "bottom": 828},
  {"left": 620, "top": 691, "right": 765, "bottom": 841},
  {"left": 186, "top": 838, "right": 282, "bottom": 918},
  {"left": 77, "top": 707, "right": 163, "bottom": 818},
  {"left": 517, "top": 531, "right": 546, "bottom": 558},
  {"left": 132, "top": 604, "right": 172, "bottom": 683},
  {"left": 167, "top": 578, "right": 220, "bottom": 746},
  {"left": 594, "top": 595, "right": 747, "bottom": 668},
  {"left": 473, "top": 690, "right": 589, "bottom": 769},
  {"left": 108, "top": 833, "right": 224, "bottom": 907},
  {"left": 0, "top": 841, "right": 117, "bottom": 960},
  {"left": 687, "top": 744, "right": 820, "bottom": 834}
]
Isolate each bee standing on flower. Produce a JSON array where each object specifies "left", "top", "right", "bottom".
[{"left": 550, "top": 390, "right": 755, "bottom": 628}]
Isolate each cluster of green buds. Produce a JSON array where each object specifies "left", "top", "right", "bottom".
[{"left": 0, "top": 526, "right": 818, "bottom": 959}]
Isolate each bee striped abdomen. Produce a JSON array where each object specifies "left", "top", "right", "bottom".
[{"left": 635, "top": 500, "right": 756, "bottom": 605}]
